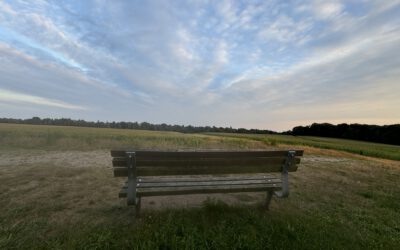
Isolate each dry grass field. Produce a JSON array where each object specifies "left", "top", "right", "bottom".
[{"left": 0, "top": 123, "right": 399, "bottom": 249}]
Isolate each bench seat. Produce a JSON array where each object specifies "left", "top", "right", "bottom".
[{"left": 119, "top": 175, "right": 282, "bottom": 198}]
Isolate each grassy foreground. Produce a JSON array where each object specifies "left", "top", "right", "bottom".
[{"left": 0, "top": 123, "right": 399, "bottom": 249}]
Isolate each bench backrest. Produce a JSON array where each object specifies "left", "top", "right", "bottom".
[{"left": 111, "top": 150, "right": 303, "bottom": 177}]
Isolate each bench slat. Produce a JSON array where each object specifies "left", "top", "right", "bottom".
[
  {"left": 114, "top": 164, "right": 298, "bottom": 177},
  {"left": 127, "top": 179, "right": 281, "bottom": 188},
  {"left": 112, "top": 157, "right": 301, "bottom": 167},
  {"left": 119, "top": 182, "right": 282, "bottom": 197},
  {"left": 136, "top": 175, "right": 277, "bottom": 183},
  {"left": 111, "top": 150, "right": 303, "bottom": 158}
]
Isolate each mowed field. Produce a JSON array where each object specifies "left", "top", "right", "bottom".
[{"left": 0, "top": 123, "right": 399, "bottom": 249}]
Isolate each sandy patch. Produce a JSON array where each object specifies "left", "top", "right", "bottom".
[{"left": 302, "top": 155, "right": 349, "bottom": 163}]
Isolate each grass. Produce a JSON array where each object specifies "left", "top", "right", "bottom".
[
  {"left": 207, "top": 133, "right": 400, "bottom": 161},
  {"left": 0, "top": 123, "right": 272, "bottom": 151},
  {"left": 0, "top": 123, "right": 400, "bottom": 249}
]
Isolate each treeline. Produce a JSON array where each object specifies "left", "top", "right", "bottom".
[
  {"left": 0, "top": 117, "right": 276, "bottom": 134},
  {"left": 2, "top": 117, "right": 399, "bottom": 145},
  {"left": 288, "top": 123, "right": 400, "bottom": 146}
]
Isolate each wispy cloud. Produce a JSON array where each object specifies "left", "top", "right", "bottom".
[{"left": 0, "top": 88, "right": 86, "bottom": 110}]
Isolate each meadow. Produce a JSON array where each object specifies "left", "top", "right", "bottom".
[
  {"left": 208, "top": 132, "right": 400, "bottom": 161},
  {"left": 0, "top": 123, "right": 399, "bottom": 249}
]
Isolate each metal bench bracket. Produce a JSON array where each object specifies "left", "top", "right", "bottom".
[
  {"left": 274, "top": 150, "right": 296, "bottom": 198},
  {"left": 126, "top": 152, "right": 137, "bottom": 205}
]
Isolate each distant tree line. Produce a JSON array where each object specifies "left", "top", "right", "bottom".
[
  {"left": 287, "top": 123, "right": 400, "bottom": 146},
  {"left": 2, "top": 118, "right": 399, "bottom": 145},
  {"left": 0, "top": 117, "right": 276, "bottom": 134}
]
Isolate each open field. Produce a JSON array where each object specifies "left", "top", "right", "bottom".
[
  {"left": 1, "top": 123, "right": 400, "bottom": 249},
  {"left": 207, "top": 132, "right": 400, "bottom": 161},
  {"left": 0, "top": 123, "right": 273, "bottom": 151}
]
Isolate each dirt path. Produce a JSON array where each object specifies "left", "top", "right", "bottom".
[{"left": 0, "top": 149, "right": 357, "bottom": 168}]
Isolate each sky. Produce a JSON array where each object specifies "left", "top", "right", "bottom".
[{"left": 0, "top": 0, "right": 399, "bottom": 131}]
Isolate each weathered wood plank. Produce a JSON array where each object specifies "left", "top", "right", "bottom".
[
  {"left": 113, "top": 164, "right": 298, "bottom": 177},
  {"left": 118, "top": 182, "right": 282, "bottom": 197},
  {"left": 135, "top": 175, "right": 278, "bottom": 183},
  {"left": 123, "top": 178, "right": 282, "bottom": 188},
  {"left": 111, "top": 150, "right": 303, "bottom": 158},
  {"left": 112, "top": 157, "right": 301, "bottom": 167}
]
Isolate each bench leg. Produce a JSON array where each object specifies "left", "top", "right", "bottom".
[
  {"left": 265, "top": 190, "right": 274, "bottom": 210},
  {"left": 135, "top": 198, "right": 141, "bottom": 218}
]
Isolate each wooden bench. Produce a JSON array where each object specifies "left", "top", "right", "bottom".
[{"left": 111, "top": 150, "right": 303, "bottom": 215}]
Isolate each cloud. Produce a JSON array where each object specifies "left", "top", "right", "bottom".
[
  {"left": 258, "top": 14, "right": 312, "bottom": 43},
  {"left": 0, "top": 88, "right": 87, "bottom": 110},
  {"left": 313, "top": 1, "right": 344, "bottom": 19}
]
